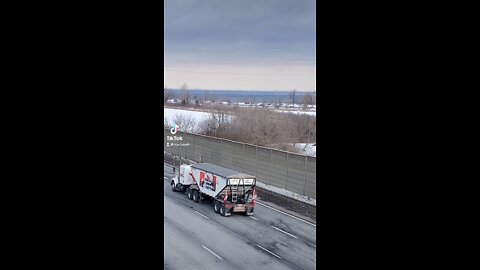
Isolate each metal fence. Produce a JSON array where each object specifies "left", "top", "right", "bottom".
[{"left": 164, "top": 129, "right": 316, "bottom": 199}]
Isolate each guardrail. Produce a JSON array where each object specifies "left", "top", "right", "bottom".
[{"left": 164, "top": 129, "right": 316, "bottom": 199}]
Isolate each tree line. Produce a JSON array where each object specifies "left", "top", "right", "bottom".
[{"left": 164, "top": 83, "right": 316, "bottom": 108}]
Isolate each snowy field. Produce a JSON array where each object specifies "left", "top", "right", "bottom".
[
  {"left": 164, "top": 108, "right": 210, "bottom": 128},
  {"left": 294, "top": 143, "right": 316, "bottom": 157},
  {"left": 275, "top": 110, "right": 316, "bottom": 116},
  {"left": 165, "top": 107, "right": 315, "bottom": 128}
]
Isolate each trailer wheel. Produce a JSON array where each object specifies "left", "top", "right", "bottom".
[
  {"left": 193, "top": 191, "right": 199, "bottom": 203},
  {"left": 171, "top": 181, "right": 176, "bottom": 192},
  {"left": 244, "top": 208, "right": 254, "bottom": 216},
  {"left": 220, "top": 205, "right": 228, "bottom": 216},
  {"left": 187, "top": 188, "right": 193, "bottom": 200},
  {"left": 214, "top": 201, "right": 220, "bottom": 213}
]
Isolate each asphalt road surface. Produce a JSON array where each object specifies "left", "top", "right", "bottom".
[{"left": 164, "top": 164, "right": 316, "bottom": 270}]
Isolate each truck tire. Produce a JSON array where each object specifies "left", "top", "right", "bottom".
[
  {"left": 220, "top": 205, "right": 229, "bottom": 217},
  {"left": 193, "top": 191, "right": 199, "bottom": 203},
  {"left": 214, "top": 201, "right": 220, "bottom": 213},
  {"left": 244, "top": 208, "right": 254, "bottom": 216},
  {"left": 187, "top": 188, "right": 193, "bottom": 200},
  {"left": 171, "top": 181, "right": 176, "bottom": 192}
]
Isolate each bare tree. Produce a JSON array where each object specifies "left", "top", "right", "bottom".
[
  {"left": 245, "top": 97, "right": 255, "bottom": 107},
  {"left": 301, "top": 92, "right": 314, "bottom": 108},
  {"left": 281, "top": 114, "right": 302, "bottom": 146},
  {"left": 251, "top": 109, "right": 279, "bottom": 146},
  {"left": 274, "top": 97, "right": 281, "bottom": 109},
  {"left": 198, "top": 105, "right": 231, "bottom": 137},
  {"left": 226, "top": 108, "right": 257, "bottom": 142},
  {"left": 179, "top": 82, "right": 191, "bottom": 105},
  {"left": 289, "top": 89, "right": 297, "bottom": 107},
  {"left": 198, "top": 118, "right": 217, "bottom": 136},
  {"left": 304, "top": 116, "right": 316, "bottom": 146},
  {"left": 203, "top": 90, "right": 209, "bottom": 103},
  {"left": 196, "top": 104, "right": 316, "bottom": 155},
  {"left": 212, "top": 105, "right": 231, "bottom": 136},
  {"left": 164, "top": 117, "right": 170, "bottom": 129},
  {"left": 173, "top": 114, "right": 197, "bottom": 133},
  {"left": 164, "top": 85, "right": 171, "bottom": 104}
]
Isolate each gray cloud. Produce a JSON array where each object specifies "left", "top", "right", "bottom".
[
  {"left": 165, "top": 0, "right": 315, "bottom": 51},
  {"left": 164, "top": 0, "right": 316, "bottom": 90}
]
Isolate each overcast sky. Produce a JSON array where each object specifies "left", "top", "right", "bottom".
[{"left": 164, "top": 0, "right": 316, "bottom": 91}]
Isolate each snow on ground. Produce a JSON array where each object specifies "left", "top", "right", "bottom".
[
  {"left": 164, "top": 108, "right": 211, "bottom": 128},
  {"left": 275, "top": 110, "right": 316, "bottom": 116},
  {"left": 294, "top": 143, "right": 316, "bottom": 157}
]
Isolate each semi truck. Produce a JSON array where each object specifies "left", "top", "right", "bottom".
[{"left": 171, "top": 163, "right": 257, "bottom": 216}]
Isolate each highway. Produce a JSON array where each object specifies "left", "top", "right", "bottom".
[{"left": 164, "top": 164, "right": 316, "bottom": 270}]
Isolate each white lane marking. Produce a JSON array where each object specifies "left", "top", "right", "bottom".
[
  {"left": 202, "top": 245, "right": 223, "bottom": 260},
  {"left": 271, "top": 226, "right": 299, "bottom": 239},
  {"left": 256, "top": 201, "right": 316, "bottom": 227},
  {"left": 249, "top": 216, "right": 258, "bottom": 220},
  {"left": 255, "top": 244, "right": 282, "bottom": 259},
  {"left": 194, "top": 211, "right": 210, "bottom": 220}
]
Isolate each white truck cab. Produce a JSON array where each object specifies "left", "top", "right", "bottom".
[{"left": 171, "top": 164, "right": 194, "bottom": 192}]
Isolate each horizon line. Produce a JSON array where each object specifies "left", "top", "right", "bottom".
[{"left": 164, "top": 88, "right": 316, "bottom": 92}]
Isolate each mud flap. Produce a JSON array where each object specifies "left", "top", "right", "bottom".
[{"left": 244, "top": 207, "right": 254, "bottom": 216}]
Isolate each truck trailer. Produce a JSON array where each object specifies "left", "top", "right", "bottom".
[{"left": 171, "top": 163, "right": 257, "bottom": 216}]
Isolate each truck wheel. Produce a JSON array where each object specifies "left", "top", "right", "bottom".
[
  {"left": 193, "top": 191, "right": 199, "bottom": 203},
  {"left": 171, "top": 182, "right": 176, "bottom": 192},
  {"left": 214, "top": 201, "right": 220, "bottom": 213},
  {"left": 220, "top": 205, "right": 228, "bottom": 216},
  {"left": 187, "top": 188, "right": 193, "bottom": 200}
]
